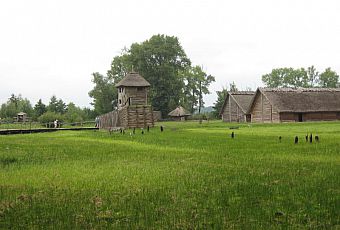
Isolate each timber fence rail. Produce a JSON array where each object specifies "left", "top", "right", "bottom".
[{"left": 0, "top": 120, "right": 96, "bottom": 131}]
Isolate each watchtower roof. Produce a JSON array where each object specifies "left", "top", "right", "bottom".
[{"left": 115, "top": 72, "right": 151, "bottom": 87}]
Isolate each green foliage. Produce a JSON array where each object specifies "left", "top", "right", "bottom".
[
  {"left": 0, "top": 94, "right": 33, "bottom": 119},
  {"left": 47, "top": 96, "right": 67, "bottom": 114},
  {"left": 182, "top": 66, "right": 215, "bottom": 114},
  {"left": 38, "top": 111, "right": 64, "bottom": 124},
  {"left": 0, "top": 121, "right": 339, "bottom": 228},
  {"left": 212, "top": 87, "right": 228, "bottom": 118},
  {"left": 33, "top": 99, "right": 47, "bottom": 119},
  {"left": 88, "top": 72, "right": 116, "bottom": 114},
  {"left": 98, "top": 34, "right": 215, "bottom": 117},
  {"left": 262, "top": 66, "right": 339, "bottom": 88},
  {"left": 319, "top": 67, "right": 339, "bottom": 88},
  {"left": 64, "top": 103, "right": 85, "bottom": 123},
  {"left": 128, "top": 34, "right": 191, "bottom": 116}
]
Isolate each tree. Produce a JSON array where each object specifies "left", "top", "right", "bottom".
[
  {"left": 307, "top": 65, "right": 319, "bottom": 87},
  {"left": 88, "top": 72, "right": 116, "bottom": 115},
  {"left": 0, "top": 94, "right": 33, "bottom": 119},
  {"left": 262, "top": 66, "right": 339, "bottom": 88},
  {"left": 56, "top": 99, "right": 67, "bottom": 114},
  {"left": 212, "top": 87, "right": 228, "bottom": 118},
  {"left": 34, "top": 99, "right": 47, "bottom": 118},
  {"left": 48, "top": 96, "right": 58, "bottom": 113},
  {"left": 107, "top": 34, "right": 191, "bottom": 116},
  {"left": 64, "top": 102, "right": 85, "bottom": 123},
  {"left": 319, "top": 67, "right": 339, "bottom": 88},
  {"left": 182, "top": 66, "right": 215, "bottom": 114},
  {"left": 229, "top": 82, "right": 238, "bottom": 92}
]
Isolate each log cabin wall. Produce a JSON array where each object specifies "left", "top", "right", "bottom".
[
  {"left": 126, "top": 105, "right": 154, "bottom": 128},
  {"left": 221, "top": 96, "right": 246, "bottom": 122},
  {"left": 251, "top": 92, "right": 279, "bottom": 123},
  {"left": 124, "top": 87, "right": 148, "bottom": 106}
]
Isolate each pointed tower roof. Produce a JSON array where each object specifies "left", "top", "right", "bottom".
[
  {"left": 168, "top": 106, "right": 191, "bottom": 117},
  {"left": 115, "top": 72, "right": 151, "bottom": 87}
]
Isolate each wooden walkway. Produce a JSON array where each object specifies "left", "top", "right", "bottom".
[{"left": 0, "top": 127, "right": 99, "bottom": 135}]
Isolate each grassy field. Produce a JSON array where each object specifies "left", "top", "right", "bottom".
[
  {"left": 0, "top": 121, "right": 339, "bottom": 229},
  {"left": 0, "top": 121, "right": 95, "bottom": 130}
]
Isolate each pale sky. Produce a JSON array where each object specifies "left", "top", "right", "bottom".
[{"left": 1, "top": 0, "right": 340, "bottom": 108}]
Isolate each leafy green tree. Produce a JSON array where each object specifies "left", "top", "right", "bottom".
[
  {"left": 212, "top": 87, "right": 228, "bottom": 118},
  {"left": 307, "top": 65, "right": 319, "bottom": 87},
  {"left": 319, "top": 67, "right": 339, "bottom": 88},
  {"left": 107, "top": 34, "right": 191, "bottom": 116},
  {"left": 56, "top": 99, "right": 67, "bottom": 114},
  {"left": 64, "top": 103, "right": 85, "bottom": 123},
  {"left": 0, "top": 94, "right": 33, "bottom": 119},
  {"left": 107, "top": 48, "right": 131, "bottom": 83},
  {"left": 33, "top": 99, "right": 47, "bottom": 119},
  {"left": 88, "top": 72, "right": 116, "bottom": 114},
  {"left": 229, "top": 82, "right": 238, "bottom": 92},
  {"left": 47, "top": 96, "right": 58, "bottom": 113},
  {"left": 38, "top": 111, "right": 64, "bottom": 125},
  {"left": 262, "top": 66, "right": 339, "bottom": 88},
  {"left": 181, "top": 66, "right": 215, "bottom": 114}
]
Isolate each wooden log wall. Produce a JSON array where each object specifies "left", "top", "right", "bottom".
[
  {"left": 221, "top": 95, "right": 246, "bottom": 122},
  {"left": 98, "top": 105, "right": 155, "bottom": 129},
  {"left": 126, "top": 105, "right": 154, "bottom": 128},
  {"left": 251, "top": 92, "right": 279, "bottom": 123},
  {"left": 98, "top": 111, "right": 119, "bottom": 129}
]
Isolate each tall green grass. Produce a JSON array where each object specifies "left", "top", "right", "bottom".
[{"left": 0, "top": 121, "right": 339, "bottom": 228}]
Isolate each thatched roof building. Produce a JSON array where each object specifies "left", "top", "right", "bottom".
[
  {"left": 98, "top": 72, "right": 154, "bottom": 129},
  {"left": 116, "top": 72, "right": 150, "bottom": 87},
  {"left": 168, "top": 106, "right": 191, "bottom": 120},
  {"left": 220, "top": 91, "right": 255, "bottom": 122},
  {"left": 248, "top": 88, "right": 340, "bottom": 122}
]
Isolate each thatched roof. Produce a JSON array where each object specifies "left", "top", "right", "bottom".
[
  {"left": 168, "top": 106, "right": 191, "bottom": 117},
  {"left": 17, "top": 112, "right": 27, "bottom": 116},
  {"left": 220, "top": 91, "right": 255, "bottom": 115},
  {"left": 115, "top": 72, "right": 151, "bottom": 87},
  {"left": 250, "top": 88, "right": 340, "bottom": 113}
]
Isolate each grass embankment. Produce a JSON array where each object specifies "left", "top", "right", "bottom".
[{"left": 0, "top": 121, "right": 339, "bottom": 228}]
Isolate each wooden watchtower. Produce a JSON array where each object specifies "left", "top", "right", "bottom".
[{"left": 115, "top": 72, "right": 154, "bottom": 128}]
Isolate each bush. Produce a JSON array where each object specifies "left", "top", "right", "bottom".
[{"left": 38, "top": 111, "right": 64, "bottom": 124}]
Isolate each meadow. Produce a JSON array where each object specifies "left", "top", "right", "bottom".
[{"left": 0, "top": 121, "right": 339, "bottom": 229}]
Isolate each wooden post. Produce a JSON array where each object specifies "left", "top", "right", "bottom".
[
  {"left": 261, "top": 93, "right": 264, "bottom": 122},
  {"left": 229, "top": 94, "right": 231, "bottom": 122}
]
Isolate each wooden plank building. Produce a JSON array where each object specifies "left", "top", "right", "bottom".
[
  {"left": 248, "top": 88, "right": 340, "bottom": 122},
  {"left": 98, "top": 72, "right": 154, "bottom": 129},
  {"left": 220, "top": 91, "right": 255, "bottom": 122}
]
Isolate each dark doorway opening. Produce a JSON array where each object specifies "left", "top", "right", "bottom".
[{"left": 298, "top": 113, "right": 303, "bottom": 122}]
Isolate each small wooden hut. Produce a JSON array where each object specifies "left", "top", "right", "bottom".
[
  {"left": 220, "top": 91, "right": 255, "bottom": 122},
  {"left": 168, "top": 106, "right": 191, "bottom": 121},
  {"left": 16, "top": 112, "right": 28, "bottom": 122},
  {"left": 248, "top": 88, "right": 340, "bottom": 122}
]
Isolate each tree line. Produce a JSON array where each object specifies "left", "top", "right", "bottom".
[
  {"left": 262, "top": 66, "right": 339, "bottom": 88},
  {"left": 89, "top": 34, "right": 215, "bottom": 117},
  {"left": 0, "top": 94, "right": 95, "bottom": 123}
]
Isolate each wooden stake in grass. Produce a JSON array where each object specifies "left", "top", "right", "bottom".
[
  {"left": 315, "top": 135, "right": 319, "bottom": 142},
  {"left": 309, "top": 133, "right": 313, "bottom": 143},
  {"left": 295, "top": 136, "right": 299, "bottom": 144},
  {"left": 160, "top": 126, "right": 163, "bottom": 132},
  {"left": 231, "top": 132, "right": 234, "bottom": 139},
  {"left": 279, "top": 136, "right": 282, "bottom": 142}
]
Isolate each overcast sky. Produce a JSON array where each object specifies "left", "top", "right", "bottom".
[{"left": 1, "top": 0, "right": 340, "bottom": 108}]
